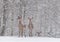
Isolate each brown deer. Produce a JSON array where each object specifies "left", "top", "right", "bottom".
[
  {"left": 28, "top": 17, "right": 33, "bottom": 36},
  {"left": 18, "top": 16, "right": 26, "bottom": 37},
  {"left": 37, "top": 31, "right": 42, "bottom": 36}
]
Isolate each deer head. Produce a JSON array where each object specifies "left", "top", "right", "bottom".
[
  {"left": 28, "top": 17, "right": 33, "bottom": 22},
  {"left": 18, "top": 16, "right": 22, "bottom": 21},
  {"left": 18, "top": 16, "right": 22, "bottom": 24}
]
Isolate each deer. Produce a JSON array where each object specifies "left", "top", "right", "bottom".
[
  {"left": 28, "top": 17, "right": 33, "bottom": 37},
  {"left": 36, "top": 31, "right": 42, "bottom": 36},
  {"left": 18, "top": 16, "right": 26, "bottom": 37}
]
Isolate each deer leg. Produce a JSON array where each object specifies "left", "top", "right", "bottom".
[
  {"left": 29, "top": 29, "right": 32, "bottom": 37},
  {"left": 20, "top": 29, "right": 23, "bottom": 37},
  {"left": 19, "top": 28, "right": 24, "bottom": 37}
]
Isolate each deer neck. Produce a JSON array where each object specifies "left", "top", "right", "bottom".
[
  {"left": 29, "top": 21, "right": 32, "bottom": 25},
  {"left": 19, "top": 21, "right": 22, "bottom": 24}
]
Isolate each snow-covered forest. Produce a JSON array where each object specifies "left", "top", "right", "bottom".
[{"left": 0, "top": 0, "right": 60, "bottom": 37}]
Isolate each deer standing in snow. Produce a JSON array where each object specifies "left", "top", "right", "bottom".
[
  {"left": 18, "top": 16, "right": 26, "bottom": 37},
  {"left": 28, "top": 17, "right": 33, "bottom": 36}
]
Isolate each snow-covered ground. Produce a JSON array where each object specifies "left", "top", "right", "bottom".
[{"left": 0, "top": 37, "right": 59, "bottom": 42}]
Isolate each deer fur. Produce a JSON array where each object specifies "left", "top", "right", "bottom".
[
  {"left": 18, "top": 16, "right": 26, "bottom": 37},
  {"left": 28, "top": 17, "right": 33, "bottom": 36}
]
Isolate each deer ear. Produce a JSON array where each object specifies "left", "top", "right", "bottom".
[
  {"left": 18, "top": 16, "right": 22, "bottom": 19},
  {"left": 28, "top": 17, "right": 30, "bottom": 19},
  {"left": 20, "top": 16, "right": 22, "bottom": 18}
]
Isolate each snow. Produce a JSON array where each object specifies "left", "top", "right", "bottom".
[{"left": 0, "top": 37, "right": 59, "bottom": 42}]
